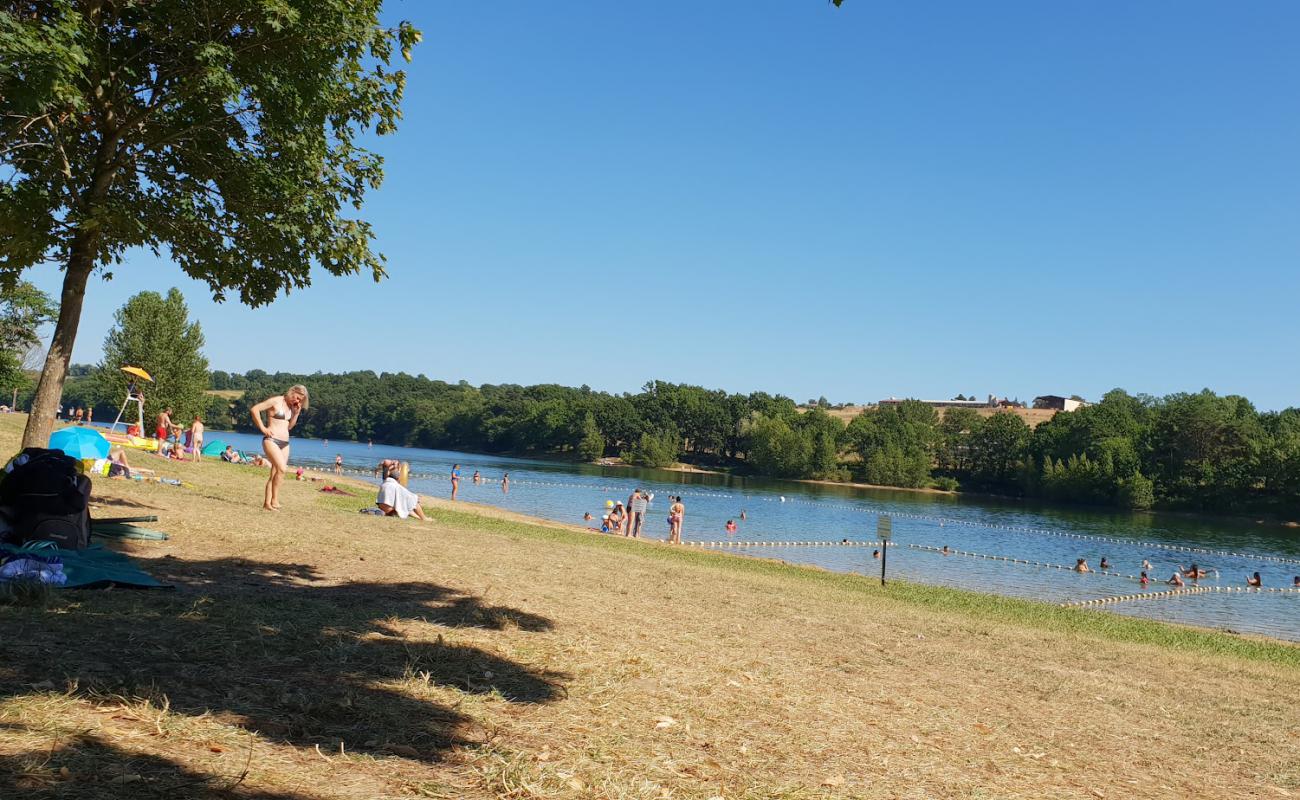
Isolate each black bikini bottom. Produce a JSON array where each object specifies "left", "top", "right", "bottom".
[{"left": 264, "top": 437, "right": 290, "bottom": 449}]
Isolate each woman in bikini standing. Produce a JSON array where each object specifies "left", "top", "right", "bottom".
[{"left": 252, "top": 385, "right": 309, "bottom": 511}]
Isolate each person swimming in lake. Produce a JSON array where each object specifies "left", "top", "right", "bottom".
[
  {"left": 725, "top": 519, "right": 737, "bottom": 534},
  {"left": 502, "top": 473, "right": 509, "bottom": 492},
  {"left": 450, "top": 464, "right": 461, "bottom": 501},
  {"left": 1180, "top": 563, "right": 1212, "bottom": 580},
  {"left": 739, "top": 510, "right": 746, "bottom": 521},
  {"left": 1142, "top": 559, "right": 1153, "bottom": 571},
  {"left": 583, "top": 512, "right": 594, "bottom": 522},
  {"left": 1140, "top": 571, "right": 1149, "bottom": 586},
  {"left": 252, "top": 385, "right": 308, "bottom": 511},
  {"left": 1294, "top": 576, "right": 1300, "bottom": 588},
  {"left": 1246, "top": 572, "right": 1262, "bottom": 587},
  {"left": 941, "top": 545, "right": 952, "bottom": 556},
  {"left": 1168, "top": 572, "right": 1185, "bottom": 587},
  {"left": 472, "top": 470, "right": 481, "bottom": 484},
  {"left": 1074, "top": 558, "right": 1091, "bottom": 573},
  {"left": 1099, "top": 557, "right": 1112, "bottom": 570},
  {"left": 872, "top": 549, "right": 880, "bottom": 559}
]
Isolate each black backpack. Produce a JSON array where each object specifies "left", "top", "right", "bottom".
[{"left": 0, "top": 448, "right": 92, "bottom": 550}]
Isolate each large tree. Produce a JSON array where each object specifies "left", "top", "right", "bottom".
[
  {"left": 98, "top": 288, "right": 209, "bottom": 422},
  {"left": 0, "top": 1, "right": 419, "bottom": 448}
]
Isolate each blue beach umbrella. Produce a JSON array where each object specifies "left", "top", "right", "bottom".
[{"left": 49, "top": 426, "right": 111, "bottom": 460}]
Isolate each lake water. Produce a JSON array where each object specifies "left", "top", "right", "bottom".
[{"left": 206, "top": 430, "right": 1300, "bottom": 641}]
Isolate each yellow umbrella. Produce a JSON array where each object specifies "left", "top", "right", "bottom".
[{"left": 120, "top": 366, "right": 154, "bottom": 382}]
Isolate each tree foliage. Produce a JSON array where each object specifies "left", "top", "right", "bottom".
[
  {"left": 0, "top": 281, "right": 55, "bottom": 392},
  {"left": 0, "top": 1, "right": 419, "bottom": 446},
  {"left": 97, "top": 289, "right": 210, "bottom": 421}
]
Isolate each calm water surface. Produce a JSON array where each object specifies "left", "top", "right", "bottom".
[{"left": 208, "top": 430, "right": 1300, "bottom": 641}]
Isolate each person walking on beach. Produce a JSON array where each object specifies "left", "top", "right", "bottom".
[
  {"left": 627, "top": 488, "right": 648, "bottom": 538},
  {"left": 252, "top": 384, "right": 309, "bottom": 512},
  {"left": 334, "top": 454, "right": 343, "bottom": 475},
  {"left": 668, "top": 496, "right": 685, "bottom": 544},
  {"left": 451, "top": 463, "right": 461, "bottom": 501},
  {"left": 190, "top": 415, "right": 204, "bottom": 462},
  {"left": 155, "top": 407, "right": 173, "bottom": 441}
]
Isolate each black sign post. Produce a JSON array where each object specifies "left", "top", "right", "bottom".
[{"left": 877, "top": 516, "right": 892, "bottom": 585}]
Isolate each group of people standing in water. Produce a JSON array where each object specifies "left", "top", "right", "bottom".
[
  {"left": 585, "top": 489, "right": 688, "bottom": 543},
  {"left": 1070, "top": 556, "right": 1296, "bottom": 588}
]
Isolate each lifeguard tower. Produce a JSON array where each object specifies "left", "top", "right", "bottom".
[{"left": 109, "top": 366, "right": 153, "bottom": 435}]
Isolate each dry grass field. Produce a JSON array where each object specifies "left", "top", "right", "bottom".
[
  {"left": 0, "top": 413, "right": 1296, "bottom": 799},
  {"left": 816, "top": 405, "right": 1060, "bottom": 429}
]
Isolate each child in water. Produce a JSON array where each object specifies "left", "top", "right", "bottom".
[
  {"left": 1246, "top": 572, "right": 1262, "bottom": 587},
  {"left": 725, "top": 520, "right": 737, "bottom": 534},
  {"left": 1140, "top": 571, "right": 1149, "bottom": 586}
]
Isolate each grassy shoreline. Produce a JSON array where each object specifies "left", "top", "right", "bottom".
[
  {"left": 1, "top": 413, "right": 1297, "bottom": 798},
  {"left": 404, "top": 503, "right": 1300, "bottom": 666}
]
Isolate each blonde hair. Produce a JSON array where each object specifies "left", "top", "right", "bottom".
[{"left": 288, "top": 384, "right": 310, "bottom": 409}]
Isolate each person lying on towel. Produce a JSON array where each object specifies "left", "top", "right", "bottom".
[{"left": 376, "top": 466, "right": 428, "bottom": 520}]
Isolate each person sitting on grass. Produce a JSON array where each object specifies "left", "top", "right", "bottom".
[
  {"left": 108, "top": 446, "right": 133, "bottom": 478},
  {"left": 221, "top": 446, "right": 242, "bottom": 463},
  {"left": 376, "top": 462, "right": 427, "bottom": 520}
]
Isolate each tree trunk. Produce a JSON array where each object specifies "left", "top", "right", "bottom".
[{"left": 20, "top": 243, "right": 96, "bottom": 449}]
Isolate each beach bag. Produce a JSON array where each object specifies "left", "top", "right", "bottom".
[
  {"left": 11, "top": 473, "right": 92, "bottom": 550},
  {"left": 0, "top": 449, "right": 92, "bottom": 550},
  {"left": 0, "top": 448, "right": 87, "bottom": 515}
]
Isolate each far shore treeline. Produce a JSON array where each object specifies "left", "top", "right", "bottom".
[{"left": 52, "top": 368, "right": 1300, "bottom": 518}]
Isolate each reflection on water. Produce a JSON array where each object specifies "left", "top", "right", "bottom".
[{"left": 210, "top": 430, "right": 1300, "bottom": 641}]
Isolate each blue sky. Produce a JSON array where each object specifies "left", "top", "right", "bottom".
[{"left": 26, "top": 1, "right": 1300, "bottom": 409}]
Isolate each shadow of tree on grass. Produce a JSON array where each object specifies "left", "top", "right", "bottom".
[
  {"left": 0, "top": 555, "right": 566, "bottom": 797},
  {"left": 0, "top": 728, "right": 310, "bottom": 799}
]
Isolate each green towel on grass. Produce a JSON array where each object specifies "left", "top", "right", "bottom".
[{"left": 1, "top": 542, "right": 168, "bottom": 589}]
